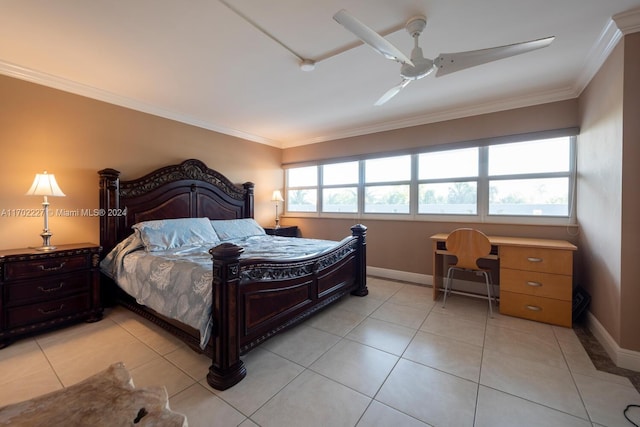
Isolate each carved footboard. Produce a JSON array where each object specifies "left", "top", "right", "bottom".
[{"left": 207, "top": 224, "right": 367, "bottom": 390}]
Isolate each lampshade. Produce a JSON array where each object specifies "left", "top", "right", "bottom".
[
  {"left": 271, "top": 190, "right": 284, "bottom": 202},
  {"left": 26, "top": 171, "right": 66, "bottom": 197}
]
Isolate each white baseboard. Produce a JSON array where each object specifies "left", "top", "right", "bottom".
[
  {"left": 586, "top": 311, "right": 640, "bottom": 372},
  {"left": 366, "top": 266, "right": 431, "bottom": 286}
]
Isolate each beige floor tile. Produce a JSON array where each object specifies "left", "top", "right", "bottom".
[
  {"left": 487, "top": 311, "right": 557, "bottom": 339},
  {"left": 484, "top": 324, "right": 566, "bottom": 369},
  {"left": 164, "top": 345, "right": 212, "bottom": 382},
  {"left": 310, "top": 339, "right": 398, "bottom": 397},
  {"left": 370, "top": 300, "right": 429, "bottom": 329},
  {"left": 403, "top": 330, "right": 482, "bottom": 382},
  {"left": 480, "top": 347, "right": 588, "bottom": 419},
  {"left": 364, "top": 278, "right": 404, "bottom": 301},
  {"left": 345, "top": 317, "right": 416, "bottom": 356},
  {"left": 0, "top": 339, "right": 55, "bottom": 385},
  {"left": 475, "top": 386, "right": 592, "bottom": 427},
  {"left": 304, "top": 306, "right": 367, "bottom": 337},
  {"left": 129, "top": 357, "right": 196, "bottom": 397},
  {"left": 251, "top": 370, "right": 370, "bottom": 427},
  {"left": 431, "top": 293, "right": 490, "bottom": 322},
  {"left": 261, "top": 324, "right": 340, "bottom": 366},
  {"left": 170, "top": 383, "right": 246, "bottom": 427},
  {"left": 0, "top": 367, "right": 62, "bottom": 406},
  {"left": 387, "top": 285, "right": 434, "bottom": 310},
  {"left": 336, "top": 294, "right": 385, "bottom": 317},
  {"left": 212, "top": 348, "right": 304, "bottom": 416},
  {"left": 573, "top": 372, "right": 640, "bottom": 427},
  {"left": 107, "top": 306, "right": 185, "bottom": 355},
  {"left": 376, "top": 358, "right": 477, "bottom": 427},
  {"left": 420, "top": 311, "right": 486, "bottom": 347},
  {"left": 356, "top": 400, "right": 431, "bottom": 427}
]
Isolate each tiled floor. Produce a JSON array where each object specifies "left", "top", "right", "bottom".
[{"left": 1, "top": 277, "right": 639, "bottom": 427}]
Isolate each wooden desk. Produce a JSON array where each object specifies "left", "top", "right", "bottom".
[{"left": 431, "top": 233, "right": 577, "bottom": 327}]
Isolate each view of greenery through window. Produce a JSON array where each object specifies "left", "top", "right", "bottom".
[{"left": 286, "top": 135, "right": 574, "bottom": 220}]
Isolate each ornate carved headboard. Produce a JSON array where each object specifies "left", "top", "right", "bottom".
[{"left": 98, "top": 159, "right": 254, "bottom": 256}]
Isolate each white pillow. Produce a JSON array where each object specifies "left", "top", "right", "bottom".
[
  {"left": 210, "top": 218, "right": 266, "bottom": 241},
  {"left": 132, "top": 217, "right": 220, "bottom": 251}
]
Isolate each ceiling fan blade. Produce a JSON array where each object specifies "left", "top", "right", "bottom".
[
  {"left": 434, "top": 36, "right": 555, "bottom": 77},
  {"left": 334, "top": 9, "right": 414, "bottom": 66},
  {"left": 375, "top": 79, "right": 412, "bottom": 106}
]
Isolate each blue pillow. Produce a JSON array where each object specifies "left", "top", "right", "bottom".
[
  {"left": 132, "top": 217, "right": 220, "bottom": 251},
  {"left": 210, "top": 218, "right": 266, "bottom": 241}
]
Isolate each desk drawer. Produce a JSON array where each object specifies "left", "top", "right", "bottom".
[
  {"left": 500, "top": 291, "right": 571, "bottom": 327},
  {"left": 499, "top": 246, "right": 572, "bottom": 275},
  {"left": 500, "top": 268, "right": 572, "bottom": 301}
]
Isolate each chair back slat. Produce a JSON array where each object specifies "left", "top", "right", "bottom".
[{"left": 445, "top": 228, "right": 491, "bottom": 269}]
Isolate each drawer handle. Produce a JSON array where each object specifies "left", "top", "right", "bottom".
[
  {"left": 527, "top": 257, "right": 543, "bottom": 263},
  {"left": 526, "top": 281, "right": 542, "bottom": 287},
  {"left": 38, "top": 304, "right": 65, "bottom": 315},
  {"left": 525, "top": 305, "right": 542, "bottom": 311},
  {"left": 37, "top": 282, "right": 65, "bottom": 293},
  {"left": 38, "top": 261, "right": 66, "bottom": 272}
]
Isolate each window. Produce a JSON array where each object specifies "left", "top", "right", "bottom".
[
  {"left": 284, "top": 132, "right": 576, "bottom": 223},
  {"left": 322, "top": 161, "right": 358, "bottom": 213},
  {"left": 287, "top": 166, "right": 317, "bottom": 212},
  {"left": 364, "top": 156, "right": 411, "bottom": 213},
  {"left": 488, "top": 137, "right": 571, "bottom": 216},
  {"left": 418, "top": 148, "right": 479, "bottom": 214}
]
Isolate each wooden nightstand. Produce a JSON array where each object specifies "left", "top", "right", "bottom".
[
  {"left": 0, "top": 243, "right": 103, "bottom": 348},
  {"left": 264, "top": 225, "right": 298, "bottom": 237}
]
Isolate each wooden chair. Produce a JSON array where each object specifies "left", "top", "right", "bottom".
[{"left": 442, "top": 228, "right": 495, "bottom": 317}]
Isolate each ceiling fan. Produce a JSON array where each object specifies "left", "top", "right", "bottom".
[{"left": 333, "top": 9, "right": 555, "bottom": 106}]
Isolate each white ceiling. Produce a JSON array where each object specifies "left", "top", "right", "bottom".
[{"left": 2, "top": 1, "right": 640, "bottom": 148}]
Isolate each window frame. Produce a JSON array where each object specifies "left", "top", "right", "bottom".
[{"left": 283, "top": 130, "right": 577, "bottom": 225}]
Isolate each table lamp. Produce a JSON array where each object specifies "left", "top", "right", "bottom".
[
  {"left": 271, "top": 190, "right": 284, "bottom": 228},
  {"left": 26, "top": 171, "right": 66, "bottom": 251}
]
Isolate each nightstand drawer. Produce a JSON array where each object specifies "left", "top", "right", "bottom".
[
  {"left": 6, "top": 293, "right": 91, "bottom": 328},
  {"left": 500, "top": 291, "right": 572, "bottom": 327},
  {"left": 4, "top": 255, "right": 89, "bottom": 280},
  {"left": 5, "top": 272, "right": 91, "bottom": 305}
]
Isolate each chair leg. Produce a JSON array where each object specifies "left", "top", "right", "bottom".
[
  {"left": 443, "top": 268, "right": 454, "bottom": 308},
  {"left": 482, "top": 271, "right": 493, "bottom": 318}
]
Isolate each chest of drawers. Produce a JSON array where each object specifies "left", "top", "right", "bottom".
[
  {"left": 0, "top": 243, "right": 102, "bottom": 348},
  {"left": 499, "top": 244, "right": 575, "bottom": 327}
]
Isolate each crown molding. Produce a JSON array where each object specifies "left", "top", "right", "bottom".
[
  {"left": 613, "top": 7, "right": 640, "bottom": 34},
  {"left": 0, "top": 60, "right": 281, "bottom": 148}
]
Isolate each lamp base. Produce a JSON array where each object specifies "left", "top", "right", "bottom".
[
  {"left": 37, "top": 230, "right": 55, "bottom": 251},
  {"left": 35, "top": 245, "right": 57, "bottom": 252}
]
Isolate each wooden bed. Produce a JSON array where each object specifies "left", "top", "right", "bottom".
[{"left": 98, "top": 159, "right": 368, "bottom": 390}]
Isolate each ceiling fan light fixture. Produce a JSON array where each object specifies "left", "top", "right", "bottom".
[{"left": 299, "top": 59, "right": 316, "bottom": 71}]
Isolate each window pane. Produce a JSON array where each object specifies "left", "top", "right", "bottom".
[
  {"left": 323, "top": 162, "right": 358, "bottom": 185},
  {"left": 489, "top": 178, "right": 569, "bottom": 216},
  {"left": 365, "top": 156, "right": 410, "bottom": 183},
  {"left": 287, "top": 166, "right": 317, "bottom": 186},
  {"left": 287, "top": 189, "right": 317, "bottom": 212},
  {"left": 322, "top": 187, "right": 357, "bottom": 213},
  {"left": 418, "top": 182, "right": 477, "bottom": 214},
  {"left": 364, "top": 185, "right": 409, "bottom": 213},
  {"left": 419, "top": 148, "right": 478, "bottom": 179},
  {"left": 489, "top": 137, "right": 570, "bottom": 176}
]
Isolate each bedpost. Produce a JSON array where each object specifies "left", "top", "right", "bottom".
[
  {"left": 98, "top": 168, "right": 121, "bottom": 257},
  {"left": 350, "top": 224, "right": 368, "bottom": 296},
  {"left": 243, "top": 182, "right": 254, "bottom": 218},
  {"left": 207, "top": 243, "right": 247, "bottom": 390}
]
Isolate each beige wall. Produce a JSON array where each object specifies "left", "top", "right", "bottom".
[
  {"left": 577, "top": 32, "right": 640, "bottom": 352},
  {"left": 0, "top": 75, "right": 283, "bottom": 250},
  {"left": 620, "top": 33, "right": 640, "bottom": 351},
  {"left": 282, "top": 100, "right": 581, "bottom": 277}
]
